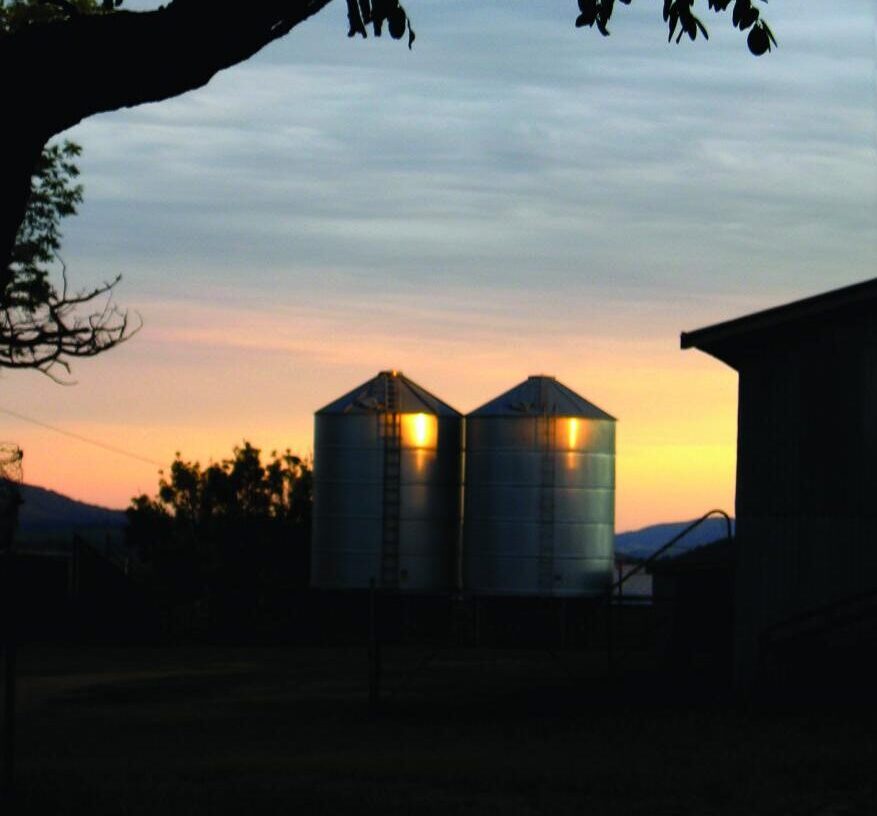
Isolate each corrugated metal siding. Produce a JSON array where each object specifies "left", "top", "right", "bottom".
[
  {"left": 734, "top": 312, "right": 877, "bottom": 683},
  {"left": 464, "top": 414, "right": 615, "bottom": 597},
  {"left": 311, "top": 395, "right": 463, "bottom": 593}
]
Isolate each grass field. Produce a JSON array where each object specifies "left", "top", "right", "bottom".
[{"left": 6, "top": 643, "right": 876, "bottom": 815}]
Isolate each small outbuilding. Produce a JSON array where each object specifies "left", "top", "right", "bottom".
[
  {"left": 649, "top": 538, "right": 735, "bottom": 679},
  {"left": 682, "top": 277, "right": 877, "bottom": 689}
]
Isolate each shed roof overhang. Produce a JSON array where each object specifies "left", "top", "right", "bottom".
[{"left": 680, "top": 277, "right": 877, "bottom": 370}]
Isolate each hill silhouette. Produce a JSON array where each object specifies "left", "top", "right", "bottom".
[
  {"left": 16, "top": 483, "right": 126, "bottom": 536},
  {"left": 614, "top": 517, "right": 735, "bottom": 561}
]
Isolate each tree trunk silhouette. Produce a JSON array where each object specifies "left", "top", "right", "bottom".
[{"left": 0, "top": 0, "right": 332, "bottom": 281}]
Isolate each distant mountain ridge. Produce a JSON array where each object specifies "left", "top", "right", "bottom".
[
  {"left": 12, "top": 483, "right": 730, "bottom": 561},
  {"left": 614, "top": 517, "right": 735, "bottom": 561},
  {"left": 16, "top": 483, "right": 127, "bottom": 535}
]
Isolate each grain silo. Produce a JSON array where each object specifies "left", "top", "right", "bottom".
[
  {"left": 464, "top": 375, "right": 615, "bottom": 597},
  {"left": 311, "top": 371, "right": 463, "bottom": 592}
]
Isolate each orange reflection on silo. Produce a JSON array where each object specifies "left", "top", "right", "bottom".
[
  {"left": 401, "top": 413, "right": 437, "bottom": 449},
  {"left": 562, "top": 417, "right": 584, "bottom": 471},
  {"left": 412, "top": 448, "right": 437, "bottom": 476}
]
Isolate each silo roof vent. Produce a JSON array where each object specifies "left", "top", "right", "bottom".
[
  {"left": 470, "top": 375, "right": 615, "bottom": 419},
  {"left": 317, "top": 370, "right": 461, "bottom": 416}
]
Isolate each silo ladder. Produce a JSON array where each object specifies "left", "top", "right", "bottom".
[
  {"left": 381, "top": 410, "right": 402, "bottom": 589},
  {"left": 538, "top": 415, "right": 557, "bottom": 592}
]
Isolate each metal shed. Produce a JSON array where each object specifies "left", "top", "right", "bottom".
[
  {"left": 310, "top": 371, "right": 463, "bottom": 592},
  {"left": 464, "top": 375, "right": 616, "bottom": 597},
  {"left": 682, "top": 277, "right": 877, "bottom": 690}
]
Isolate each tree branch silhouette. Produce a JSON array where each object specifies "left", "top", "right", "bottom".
[
  {"left": 0, "top": 264, "right": 138, "bottom": 382},
  {"left": 1, "top": 138, "right": 137, "bottom": 380}
]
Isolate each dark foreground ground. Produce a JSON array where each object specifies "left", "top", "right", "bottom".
[{"left": 6, "top": 644, "right": 876, "bottom": 815}]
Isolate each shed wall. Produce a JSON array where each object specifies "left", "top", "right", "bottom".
[{"left": 734, "top": 312, "right": 877, "bottom": 683}]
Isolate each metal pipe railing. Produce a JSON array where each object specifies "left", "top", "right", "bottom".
[
  {"left": 611, "top": 508, "right": 733, "bottom": 596},
  {"left": 604, "top": 508, "right": 733, "bottom": 678}
]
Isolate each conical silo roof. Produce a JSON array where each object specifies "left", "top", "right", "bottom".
[
  {"left": 469, "top": 375, "right": 615, "bottom": 420},
  {"left": 317, "top": 370, "right": 461, "bottom": 416}
]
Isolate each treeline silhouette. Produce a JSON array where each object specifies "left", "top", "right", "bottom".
[{"left": 126, "top": 442, "right": 312, "bottom": 639}]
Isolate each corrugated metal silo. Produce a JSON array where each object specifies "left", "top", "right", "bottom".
[
  {"left": 464, "top": 375, "right": 615, "bottom": 596},
  {"left": 311, "top": 371, "right": 462, "bottom": 592}
]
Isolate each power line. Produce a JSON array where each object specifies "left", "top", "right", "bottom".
[{"left": 0, "top": 406, "right": 164, "bottom": 468}]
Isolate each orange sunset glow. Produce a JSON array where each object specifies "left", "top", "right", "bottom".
[{"left": 2, "top": 307, "right": 738, "bottom": 531}]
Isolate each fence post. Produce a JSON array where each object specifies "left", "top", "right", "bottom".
[
  {"left": 1, "top": 552, "right": 17, "bottom": 799},
  {"left": 368, "top": 578, "right": 381, "bottom": 712},
  {"left": 558, "top": 598, "right": 567, "bottom": 650},
  {"left": 606, "top": 589, "right": 614, "bottom": 679}
]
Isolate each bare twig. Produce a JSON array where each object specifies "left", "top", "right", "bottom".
[{"left": 0, "top": 269, "right": 139, "bottom": 382}]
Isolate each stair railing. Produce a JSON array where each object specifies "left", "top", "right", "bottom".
[
  {"left": 611, "top": 508, "right": 733, "bottom": 598},
  {"left": 605, "top": 508, "right": 733, "bottom": 677}
]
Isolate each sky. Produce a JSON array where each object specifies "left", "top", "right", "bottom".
[{"left": 1, "top": 0, "right": 875, "bottom": 531}]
